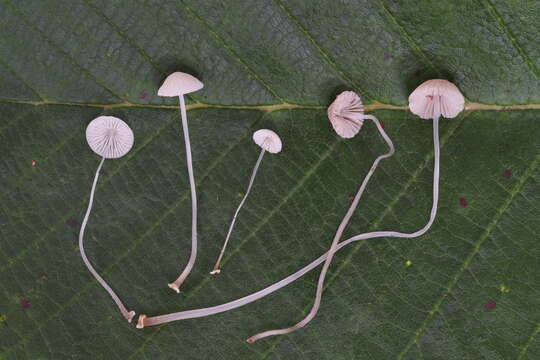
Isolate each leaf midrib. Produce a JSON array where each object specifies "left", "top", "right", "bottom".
[{"left": 1, "top": 98, "right": 540, "bottom": 113}]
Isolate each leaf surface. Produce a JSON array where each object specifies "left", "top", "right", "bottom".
[{"left": 0, "top": 1, "right": 539, "bottom": 359}]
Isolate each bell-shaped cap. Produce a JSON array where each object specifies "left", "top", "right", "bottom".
[
  {"left": 327, "top": 91, "right": 365, "bottom": 138},
  {"left": 158, "top": 72, "right": 204, "bottom": 97},
  {"left": 253, "top": 129, "right": 282, "bottom": 154},
  {"left": 86, "top": 116, "right": 134, "bottom": 159},
  {"left": 408, "top": 79, "right": 464, "bottom": 120}
]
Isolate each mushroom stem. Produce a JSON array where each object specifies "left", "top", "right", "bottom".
[
  {"left": 344, "top": 116, "right": 441, "bottom": 240},
  {"left": 168, "top": 95, "right": 199, "bottom": 293},
  {"left": 79, "top": 157, "right": 135, "bottom": 322},
  {"left": 134, "top": 116, "right": 441, "bottom": 331},
  {"left": 211, "top": 148, "right": 266, "bottom": 275},
  {"left": 247, "top": 115, "right": 394, "bottom": 343}
]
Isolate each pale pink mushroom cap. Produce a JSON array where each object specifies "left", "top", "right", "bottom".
[
  {"left": 86, "top": 116, "right": 134, "bottom": 159},
  {"left": 253, "top": 129, "right": 282, "bottom": 154},
  {"left": 158, "top": 72, "right": 204, "bottom": 97},
  {"left": 408, "top": 79, "right": 465, "bottom": 119},
  {"left": 327, "top": 91, "right": 365, "bottom": 139}
]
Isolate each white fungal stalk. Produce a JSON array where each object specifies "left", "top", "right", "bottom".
[
  {"left": 157, "top": 72, "right": 204, "bottom": 293},
  {"left": 80, "top": 116, "right": 135, "bottom": 322},
  {"left": 79, "top": 157, "right": 135, "bottom": 322},
  {"left": 167, "top": 93, "right": 198, "bottom": 293},
  {"left": 211, "top": 148, "right": 265, "bottom": 275},
  {"left": 211, "top": 129, "right": 282, "bottom": 275}
]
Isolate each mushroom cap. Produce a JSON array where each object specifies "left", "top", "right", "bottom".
[
  {"left": 158, "top": 72, "right": 204, "bottom": 97},
  {"left": 86, "top": 116, "right": 134, "bottom": 159},
  {"left": 408, "top": 79, "right": 465, "bottom": 119},
  {"left": 327, "top": 91, "right": 365, "bottom": 138},
  {"left": 252, "top": 129, "right": 282, "bottom": 154}
]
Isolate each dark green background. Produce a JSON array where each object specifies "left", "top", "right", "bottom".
[{"left": 0, "top": 1, "right": 539, "bottom": 359}]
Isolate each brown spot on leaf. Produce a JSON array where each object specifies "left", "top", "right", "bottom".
[
  {"left": 20, "top": 298, "right": 30, "bottom": 310},
  {"left": 484, "top": 301, "right": 497, "bottom": 311},
  {"left": 502, "top": 169, "right": 513, "bottom": 179},
  {"left": 67, "top": 219, "right": 78, "bottom": 228}
]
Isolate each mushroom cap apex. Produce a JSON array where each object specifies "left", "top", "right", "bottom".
[
  {"left": 408, "top": 79, "right": 465, "bottom": 120},
  {"left": 327, "top": 91, "right": 365, "bottom": 139},
  {"left": 252, "top": 129, "right": 282, "bottom": 154},
  {"left": 86, "top": 116, "right": 134, "bottom": 159},
  {"left": 158, "top": 72, "right": 204, "bottom": 97}
]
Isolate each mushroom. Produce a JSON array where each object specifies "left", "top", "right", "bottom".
[
  {"left": 134, "top": 82, "right": 465, "bottom": 336},
  {"left": 80, "top": 116, "right": 135, "bottom": 322},
  {"left": 158, "top": 72, "right": 204, "bottom": 293},
  {"left": 247, "top": 91, "right": 396, "bottom": 343},
  {"left": 210, "top": 129, "right": 282, "bottom": 275}
]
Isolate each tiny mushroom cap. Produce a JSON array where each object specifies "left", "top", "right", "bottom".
[
  {"left": 158, "top": 72, "right": 204, "bottom": 97},
  {"left": 408, "top": 79, "right": 465, "bottom": 119},
  {"left": 253, "top": 129, "right": 282, "bottom": 154},
  {"left": 86, "top": 116, "right": 134, "bottom": 159},
  {"left": 327, "top": 91, "right": 365, "bottom": 139}
]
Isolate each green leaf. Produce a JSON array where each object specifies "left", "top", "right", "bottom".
[{"left": 0, "top": 1, "right": 539, "bottom": 359}]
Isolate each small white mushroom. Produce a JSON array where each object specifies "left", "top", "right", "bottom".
[
  {"left": 327, "top": 91, "right": 365, "bottom": 138},
  {"left": 158, "top": 72, "right": 204, "bottom": 294},
  {"left": 408, "top": 79, "right": 465, "bottom": 120},
  {"left": 86, "top": 116, "right": 134, "bottom": 159},
  {"left": 252, "top": 129, "right": 282, "bottom": 154},
  {"left": 210, "top": 129, "right": 282, "bottom": 275},
  {"left": 79, "top": 116, "right": 135, "bottom": 322}
]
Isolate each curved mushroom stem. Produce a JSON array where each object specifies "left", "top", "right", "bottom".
[
  {"left": 211, "top": 148, "right": 266, "bottom": 275},
  {"left": 343, "top": 116, "right": 440, "bottom": 240},
  {"left": 134, "top": 117, "right": 440, "bottom": 330},
  {"left": 247, "top": 115, "right": 394, "bottom": 343},
  {"left": 168, "top": 94, "right": 198, "bottom": 293},
  {"left": 79, "top": 157, "right": 135, "bottom": 322}
]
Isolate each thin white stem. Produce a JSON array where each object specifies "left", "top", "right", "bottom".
[
  {"left": 247, "top": 115, "right": 394, "bottom": 343},
  {"left": 211, "top": 148, "right": 266, "bottom": 275},
  {"left": 136, "top": 117, "right": 440, "bottom": 330},
  {"left": 168, "top": 95, "right": 198, "bottom": 293},
  {"left": 79, "top": 157, "right": 135, "bottom": 322}
]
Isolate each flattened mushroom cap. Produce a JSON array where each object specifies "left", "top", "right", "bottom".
[
  {"left": 86, "top": 116, "right": 134, "bottom": 159},
  {"left": 408, "top": 79, "right": 464, "bottom": 119},
  {"left": 158, "top": 72, "right": 204, "bottom": 97},
  {"left": 327, "top": 91, "right": 365, "bottom": 139},
  {"left": 253, "top": 129, "right": 282, "bottom": 154}
]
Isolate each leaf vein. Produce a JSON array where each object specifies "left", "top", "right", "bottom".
[
  {"left": 272, "top": 0, "right": 376, "bottom": 102},
  {"left": 481, "top": 0, "right": 540, "bottom": 80},
  {"left": 2, "top": 0, "right": 124, "bottom": 102},
  {"left": 179, "top": 0, "right": 285, "bottom": 103}
]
